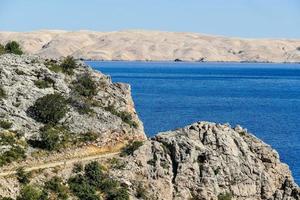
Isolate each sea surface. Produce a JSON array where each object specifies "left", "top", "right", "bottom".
[{"left": 87, "top": 61, "right": 300, "bottom": 184}]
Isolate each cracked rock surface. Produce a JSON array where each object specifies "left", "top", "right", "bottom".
[{"left": 112, "top": 122, "right": 299, "bottom": 200}]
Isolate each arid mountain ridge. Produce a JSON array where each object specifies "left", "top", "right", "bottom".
[{"left": 1, "top": 30, "right": 300, "bottom": 62}]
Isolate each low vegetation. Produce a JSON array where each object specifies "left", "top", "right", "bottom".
[
  {"left": 135, "top": 183, "right": 148, "bottom": 199},
  {"left": 60, "top": 56, "right": 77, "bottom": 75},
  {"left": 121, "top": 141, "right": 143, "bottom": 156},
  {"left": 0, "top": 86, "right": 6, "bottom": 99},
  {"left": 0, "top": 44, "right": 5, "bottom": 55},
  {"left": 105, "top": 105, "right": 138, "bottom": 128},
  {"left": 16, "top": 167, "right": 31, "bottom": 184},
  {"left": 4, "top": 41, "right": 23, "bottom": 55},
  {"left": 44, "top": 176, "right": 69, "bottom": 200},
  {"left": 73, "top": 73, "right": 98, "bottom": 98},
  {"left": 80, "top": 131, "right": 98, "bottom": 143},
  {"left": 16, "top": 185, "right": 43, "bottom": 200},
  {"left": 108, "top": 158, "right": 126, "bottom": 170},
  {"left": 218, "top": 192, "right": 232, "bottom": 200},
  {"left": 68, "top": 161, "right": 129, "bottom": 200},
  {"left": 28, "top": 125, "right": 71, "bottom": 151},
  {"left": 27, "top": 93, "right": 68, "bottom": 124},
  {"left": 0, "top": 145, "right": 26, "bottom": 167},
  {"left": 34, "top": 77, "right": 55, "bottom": 89},
  {"left": 68, "top": 96, "right": 94, "bottom": 115},
  {"left": 297, "top": 47, "right": 300, "bottom": 51},
  {"left": 0, "top": 120, "right": 12, "bottom": 129},
  {"left": 45, "top": 56, "right": 77, "bottom": 75},
  {"left": 44, "top": 59, "right": 62, "bottom": 73},
  {"left": 0, "top": 131, "right": 27, "bottom": 166}
]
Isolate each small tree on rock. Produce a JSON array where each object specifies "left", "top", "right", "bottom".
[{"left": 5, "top": 41, "right": 23, "bottom": 55}]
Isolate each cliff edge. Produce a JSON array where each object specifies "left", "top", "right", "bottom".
[{"left": 111, "top": 122, "right": 300, "bottom": 200}]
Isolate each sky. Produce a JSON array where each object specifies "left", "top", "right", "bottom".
[{"left": 0, "top": 0, "right": 299, "bottom": 39}]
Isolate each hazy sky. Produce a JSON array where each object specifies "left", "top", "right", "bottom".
[{"left": 0, "top": 0, "right": 299, "bottom": 38}]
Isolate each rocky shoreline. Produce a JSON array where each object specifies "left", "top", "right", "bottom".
[{"left": 0, "top": 54, "right": 299, "bottom": 199}]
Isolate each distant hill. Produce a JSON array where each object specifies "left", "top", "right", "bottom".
[{"left": 0, "top": 30, "right": 300, "bottom": 62}]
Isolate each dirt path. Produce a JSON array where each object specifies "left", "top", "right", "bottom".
[{"left": 0, "top": 152, "right": 120, "bottom": 177}]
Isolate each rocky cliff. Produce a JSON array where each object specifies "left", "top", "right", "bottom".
[
  {"left": 1, "top": 30, "right": 300, "bottom": 63},
  {"left": 111, "top": 122, "right": 300, "bottom": 200},
  {"left": 0, "top": 54, "right": 145, "bottom": 167}
]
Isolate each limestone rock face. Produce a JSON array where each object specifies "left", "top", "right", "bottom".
[
  {"left": 0, "top": 30, "right": 300, "bottom": 63},
  {"left": 0, "top": 54, "right": 145, "bottom": 148},
  {"left": 112, "top": 122, "right": 299, "bottom": 200}
]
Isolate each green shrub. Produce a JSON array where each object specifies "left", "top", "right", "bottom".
[
  {"left": 68, "top": 174, "right": 100, "bottom": 200},
  {"left": 106, "top": 187, "right": 129, "bottom": 200},
  {"left": 0, "top": 146, "right": 26, "bottom": 166},
  {"left": 0, "top": 86, "right": 6, "bottom": 99},
  {"left": 0, "top": 120, "right": 12, "bottom": 129},
  {"left": 72, "top": 162, "right": 83, "bottom": 173},
  {"left": 44, "top": 60, "right": 62, "bottom": 73},
  {"left": 68, "top": 97, "right": 94, "bottom": 115},
  {"left": 44, "top": 176, "right": 68, "bottom": 200},
  {"left": 0, "top": 197, "right": 14, "bottom": 200},
  {"left": 117, "top": 111, "right": 138, "bottom": 128},
  {"left": 0, "top": 132, "right": 15, "bottom": 145},
  {"left": 105, "top": 105, "right": 138, "bottom": 128},
  {"left": 5, "top": 41, "right": 23, "bottom": 55},
  {"left": 84, "top": 161, "right": 104, "bottom": 187},
  {"left": 73, "top": 73, "right": 98, "bottom": 98},
  {"left": 218, "top": 192, "right": 232, "bottom": 200},
  {"left": 121, "top": 141, "right": 143, "bottom": 156},
  {"left": 80, "top": 131, "right": 98, "bottom": 142},
  {"left": 16, "top": 185, "right": 42, "bottom": 200},
  {"left": 108, "top": 158, "right": 126, "bottom": 170},
  {"left": 34, "top": 77, "right": 54, "bottom": 89},
  {"left": 16, "top": 167, "right": 31, "bottom": 184},
  {"left": 27, "top": 93, "right": 68, "bottom": 124},
  {"left": 38, "top": 125, "right": 70, "bottom": 151},
  {"left": 136, "top": 183, "right": 148, "bottom": 199},
  {"left": 69, "top": 161, "right": 129, "bottom": 200},
  {"left": 60, "top": 56, "right": 77, "bottom": 75},
  {"left": 0, "top": 44, "right": 5, "bottom": 55}
]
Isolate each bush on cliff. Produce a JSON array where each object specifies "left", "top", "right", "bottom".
[
  {"left": 69, "top": 161, "right": 129, "bottom": 200},
  {"left": 104, "top": 105, "right": 138, "bottom": 128},
  {"left": 29, "top": 125, "right": 71, "bottom": 151},
  {"left": 0, "top": 146, "right": 26, "bottom": 167},
  {"left": 73, "top": 73, "right": 98, "bottom": 98},
  {"left": 60, "top": 56, "right": 77, "bottom": 75},
  {"left": 16, "top": 167, "right": 31, "bottom": 184},
  {"left": 44, "top": 176, "right": 69, "bottom": 200},
  {"left": 218, "top": 192, "right": 232, "bottom": 200},
  {"left": 0, "top": 86, "right": 6, "bottom": 99},
  {"left": 0, "top": 44, "right": 5, "bottom": 55},
  {"left": 16, "top": 185, "right": 42, "bottom": 200},
  {"left": 27, "top": 93, "right": 68, "bottom": 124},
  {"left": 0, "top": 120, "right": 12, "bottom": 129},
  {"left": 34, "top": 77, "right": 55, "bottom": 89},
  {"left": 120, "top": 141, "right": 143, "bottom": 156},
  {"left": 5, "top": 41, "right": 23, "bottom": 55}
]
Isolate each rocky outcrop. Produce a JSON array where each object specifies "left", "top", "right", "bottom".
[
  {"left": 112, "top": 122, "right": 300, "bottom": 200},
  {"left": 1, "top": 30, "right": 300, "bottom": 63},
  {"left": 0, "top": 54, "right": 145, "bottom": 159}
]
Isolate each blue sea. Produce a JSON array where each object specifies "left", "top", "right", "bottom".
[{"left": 87, "top": 61, "right": 300, "bottom": 184}]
